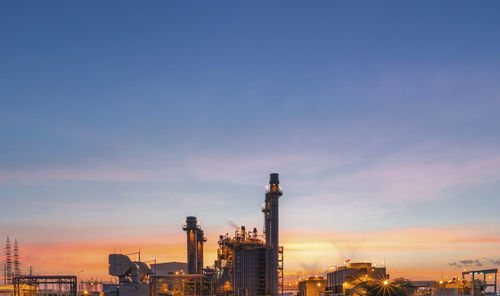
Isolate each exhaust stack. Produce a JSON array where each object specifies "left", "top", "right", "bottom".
[
  {"left": 183, "top": 216, "right": 204, "bottom": 274},
  {"left": 197, "top": 229, "right": 206, "bottom": 273},
  {"left": 263, "top": 173, "right": 283, "bottom": 295}
]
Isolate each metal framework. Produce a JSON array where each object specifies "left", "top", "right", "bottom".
[
  {"left": 13, "top": 275, "right": 77, "bottom": 296},
  {"left": 14, "top": 239, "right": 21, "bottom": 277},
  {"left": 462, "top": 268, "right": 497, "bottom": 295},
  {"left": 278, "top": 246, "right": 284, "bottom": 296},
  {"left": 5, "top": 237, "right": 12, "bottom": 284}
]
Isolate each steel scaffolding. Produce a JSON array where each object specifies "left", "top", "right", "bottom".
[{"left": 13, "top": 275, "right": 77, "bottom": 296}]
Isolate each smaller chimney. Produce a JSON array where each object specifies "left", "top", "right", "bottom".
[{"left": 183, "top": 216, "right": 201, "bottom": 274}]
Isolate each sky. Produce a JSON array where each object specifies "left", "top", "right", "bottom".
[{"left": 1, "top": 0, "right": 500, "bottom": 283}]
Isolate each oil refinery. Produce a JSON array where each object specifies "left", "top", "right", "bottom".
[
  {"left": 109, "top": 173, "right": 284, "bottom": 296},
  {"left": 3, "top": 173, "right": 284, "bottom": 296},
  {"left": 2, "top": 173, "right": 498, "bottom": 296}
]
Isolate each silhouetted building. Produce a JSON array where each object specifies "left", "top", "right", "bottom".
[{"left": 298, "top": 276, "right": 326, "bottom": 296}]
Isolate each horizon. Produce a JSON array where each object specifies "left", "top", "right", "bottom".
[{"left": 1, "top": 0, "right": 500, "bottom": 288}]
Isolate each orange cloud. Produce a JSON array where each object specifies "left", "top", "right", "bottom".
[{"left": 17, "top": 224, "right": 500, "bottom": 282}]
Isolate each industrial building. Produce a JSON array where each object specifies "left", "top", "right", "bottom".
[
  {"left": 409, "top": 269, "right": 498, "bottom": 296},
  {"left": 4, "top": 172, "right": 500, "bottom": 296},
  {"left": 212, "top": 226, "right": 267, "bottom": 296},
  {"left": 297, "top": 276, "right": 326, "bottom": 296},
  {"left": 106, "top": 173, "right": 284, "bottom": 296},
  {"left": 324, "top": 263, "right": 387, "bottom": 296},
  {"left": 211, "top": 173, "right": 284, "bottom": 296}
]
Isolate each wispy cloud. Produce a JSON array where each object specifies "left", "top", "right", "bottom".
[
  {"left": 11, "top": 224, "right": 494, "bottom": 277},
  {"left": 448, "top": 259, "right": 483, "bottom": 268},
  {"left": 2, "top": 143, "right": 500, "bottom": 228},
  {"left": 0, "top": 167, "right": 158, "bottom": 184}
]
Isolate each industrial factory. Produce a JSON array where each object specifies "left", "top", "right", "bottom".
[
  {"left": 107, "top": 173, "right": 283, "bottom": 296},
  {"left": 2, "top": 173, "right": 499, "bottom": 296}
]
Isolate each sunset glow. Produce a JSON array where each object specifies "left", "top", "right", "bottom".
[{"left": 2, "top": 1, "right": 500, "bottom": 293}]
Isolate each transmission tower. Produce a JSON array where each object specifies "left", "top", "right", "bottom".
[
  {"left": 14, "top": 239, "right": 20, "bottom": 277},
  {"left": 5, "top": 237, "right": 12, "bottom": 284}
]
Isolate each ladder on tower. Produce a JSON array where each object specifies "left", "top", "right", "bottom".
[{"left": 278, "top": 246, "right": 284, "bottom": 296}]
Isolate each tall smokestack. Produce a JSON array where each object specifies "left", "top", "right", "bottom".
[
  {"left": 263, "top": 173, "right": 282, "bottom": 296},
  {"left": 183, "top": 216, "right": 200, "bottom": 274},
  {"left": 196, "top": 230, "right": 206, "bottom": 274}
]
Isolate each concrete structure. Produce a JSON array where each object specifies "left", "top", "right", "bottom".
[
  {"left": 325, "top": 263, "right": 387, "bottom": 296},
  {"left": 297, "top": 276, "right": 326, "bottom": 296}
]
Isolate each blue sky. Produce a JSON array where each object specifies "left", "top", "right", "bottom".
[{"left": 1, "top": 1, "right": 500, "bottom": 279}]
